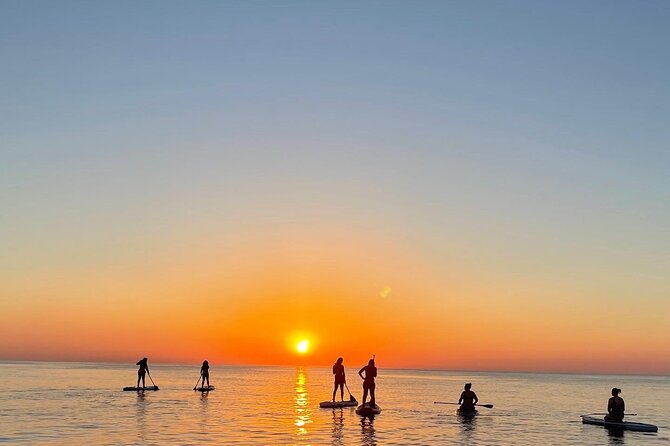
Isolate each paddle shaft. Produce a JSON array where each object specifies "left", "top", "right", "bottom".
[
  {"left": 434, "top": 401, "right": 494, "bottom": 409},
  {"left": 344, "top": 381, "right": 356, "bottom": 400},
  {"left": 193, "top": 376, "right": 201, "bottom": 390},
  {"left": 147, "top": 371, "right": 157, "bottom": 387}
]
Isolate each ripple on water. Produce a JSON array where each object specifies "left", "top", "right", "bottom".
[{"left": 0, "top": 364, "right": 668, "bottom": 445}]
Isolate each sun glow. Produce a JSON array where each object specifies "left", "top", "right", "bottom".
[{"left": 296, "top": 340, "right": 309, "bottom": 354}]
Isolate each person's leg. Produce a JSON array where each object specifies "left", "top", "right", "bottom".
[
  {"left": 332, "top": 382, "right": 337, "bottom": 402},
  {"left": 137, "top": 373, "right": 141, "bottom": 388},
  {"left": 370, "top": 383, "right": 376, "bottom": 407},
  {"left": 339, "top": 383, "right": 344, "bottom": 401},
  {"left": 362, "top": 384, "right": 369, "bottom": 405},
  {"left": 141, "top": 373, "right": 146, "bottom": 388},
  {"left": 206, "top": 375, "right": 210, "bottom": 387}
]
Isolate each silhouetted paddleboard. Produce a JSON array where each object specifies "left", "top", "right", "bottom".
[
  {"left": 581, "top": 415, "right": 657, "bottom": 432},
  {"left": 356, "top": 403, "right": 381, "bottom": 416},
  {"left": 320, "top": 400, "right": 357, "bottom": 408},
  {"left": 195, "top": 386, "right": 215, "bottom": 392},
  {"left": 456, "top": 409, "right": 478, "bottom": 417},
  {"left": 123, "top": 386, "right": 159, "bottom": 391}
]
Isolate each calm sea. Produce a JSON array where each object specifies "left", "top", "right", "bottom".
[{"left": 0, "top": 362, "right": 668, "bottom": 445}]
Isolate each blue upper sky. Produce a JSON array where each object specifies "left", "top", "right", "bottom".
[{"left": 1, "top": 1, "right": 669, "bottom": 312}]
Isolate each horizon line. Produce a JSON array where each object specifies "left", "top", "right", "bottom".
[{"left": 1, "top": 358, "right": 668, "bottom": 378}]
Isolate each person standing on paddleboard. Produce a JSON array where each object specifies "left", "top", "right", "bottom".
[
  {"left": 200, "top": 360, "right": 210, "bottom": 388},
  {"left": 605, "top": 388, "right": 625, "bottom": 422},
  {"left": 136, "top": 357, "right": 149, "bottom": 389},
  {"left": 458, "top": 383, "right": 478, "bottom": 412},
  {"left": 358, "top": 358, "right": 377, "bottom": 407},
  {"left": 332, "top": 357, "right": 346, "bottom": 402}
]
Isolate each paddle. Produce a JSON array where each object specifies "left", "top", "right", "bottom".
[
  {"left": 193, "top": 376, "right": 201, "bottom": 391},
  {"left": 434, "top": 401, "right": 494, "bottom": 409},
  {"left": 344, "top": 382, "right": 357, "bottom": 402},
  {"left": 147, "top": 371, "right": 159, "bottom": 389}
]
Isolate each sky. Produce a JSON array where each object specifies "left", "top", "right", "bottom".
[{"left": 1, "top": 0, "right": 669, "bottom": 374}]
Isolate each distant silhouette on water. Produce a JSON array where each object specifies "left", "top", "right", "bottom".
[
  {"left": 136, "top": 357, "right": 149, "bottom": 389},
  {"left": 201, "top": 360, "right": 210, "bottom": 387},
  {"left": 332, "top": 357, "right": 346, "bottom": 402},
  {"left": 605, "top": 388, "right": 625, "bottom": 422},
  {"left": 358, "top": 358, "right": 377, "bottom": 407},
  {"left": 458, "top": 383, "right": 478, "bottom": 412}
]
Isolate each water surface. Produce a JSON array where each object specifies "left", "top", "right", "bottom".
[{"left": 0, "top": 362, "right": 668, "bottom": 445}]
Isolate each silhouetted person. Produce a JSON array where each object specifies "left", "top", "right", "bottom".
[
  {"left": 332, "top": 357, "right": 346, "bottom": 402},
  {"left": 458, "top": 382, "right": 478, "bottom": 412},
  {"left": 358, "top": 358, "right": 377, "bottom": 407},
  {"left": 136, "top": 357, "right": 149, "bottom": 388},
  {"left": 201, "top": 360, "right": 210, "bottom": 387},
  {"left": 605, "top": 388, "right": 625, "bottom": 422}
]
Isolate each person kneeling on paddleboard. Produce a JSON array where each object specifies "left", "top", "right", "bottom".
[
  {"left": 332, "top": 357, "right": 346, "bottom": 402},
  {"left": 201, "top": 360, "right": 210, "bottom": 388},
  {"left": 605, "top": 388, "right": 625, "bottom": 422},
  {"left": 458, "top": 383, "right": 478, "bottom": 412},
  {"left": 136, "top": 357, "right": 149, "bottom": 389},
  {"left": 358, "top": 358, "right": 377, "bottom": 407}
]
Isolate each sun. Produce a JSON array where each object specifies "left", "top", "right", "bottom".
[{"left": 296, "top": 339, "right": 309, "bottom": 354}]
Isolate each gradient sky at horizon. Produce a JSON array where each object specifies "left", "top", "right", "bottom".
[{"left": 1, "top": 0, "right": 669, "bottom": 373}]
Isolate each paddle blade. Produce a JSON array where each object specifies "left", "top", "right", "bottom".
[{"left": 480, "top": 404, "right": 494, "bottom": 409}]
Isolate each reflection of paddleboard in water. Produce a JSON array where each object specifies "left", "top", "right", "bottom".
[
  {"left": 319, "top": 400, "right": 357, "bottom": 408},
  {"left": 581, "top": 415, "right": 658, "bottom": 432},
  {"left": 123, "top": 386, "right": 159, "bottom": 391},
  {"left": 195, "top": 386, "right": 215, "bottom": 392},
  {"left": 356, "top": 403, "right": 381, "bottom": 416}
]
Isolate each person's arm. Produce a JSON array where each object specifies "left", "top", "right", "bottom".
[
  {"left": 358, "top": 367, "right": 365, "bottom": 379},
  {"left": 136, "top": 360, "right": 141, "bottom": 366},
  {"left": 607, "top": 398, "right": 613, "bottom": 414},
  {"left": 473, "top": 392, "right": 479, "bottom": 405},
  {"left": 621, "top": 399, "right": 625, "bottom": 413},
  {"left": 458, "top": 392, "right": 464, "bottom": 405}
]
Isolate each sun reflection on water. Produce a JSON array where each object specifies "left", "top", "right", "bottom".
[{"left": 294, "top": 367, "right": 312, "bottom": 441}]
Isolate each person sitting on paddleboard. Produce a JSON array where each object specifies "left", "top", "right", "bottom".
[
  {"left": 458, "top": 382, "right": 478, "bottom": 412},
  {"left": 200, "top": 360, "right": 210, "bottom": 388},
  {"left": 605, "top": 387, "right": 625, "bottom": 422},
  {"left": 358, "top": 358, "right": 377, "bottom": 407},
  {"left": 136, "top": 357, "right": 149, "bottom": 389},
  {"left": 332, "top": 357, "right": 346, "bottom": 402}
]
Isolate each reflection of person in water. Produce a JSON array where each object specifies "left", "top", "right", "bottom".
[
  {"left": 605, "top": 388, "right": 625, "bottom": 422},
  {"left": 332, "top": 357, "right": 346, "bottom": 402},
  {"left": 200, "top": 360, "right": 210, "bottom": 387},
  {"left": 136, "top": 357, "right": 149, "bottom": 388},
  {"left": 458, "top": 383, "right": 478, "bottom": 412},
  {"left": 358, "top": 358, "right": 377, "bottom": 407},
  {"left": 360, "top": 415, "right": 376, "bottom": 446}
]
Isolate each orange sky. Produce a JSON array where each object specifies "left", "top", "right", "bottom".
[{"left": 1, "top": 220, "right": 669, "bottom": 374}]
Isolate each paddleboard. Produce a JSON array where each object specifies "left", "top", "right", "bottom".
[
  {"left": 320, "top": 400, "right": 358, "bottom": 408},
  {"left": 457, "top": 409, "right": 478, "bottom": 417},
  {"left": 195, "top": 386, "right": 215, "bottom": 392},
  {"left": 123, "top": 386, "right": 159, "bottom": 391},
  {"left": 356, "top": 403, "right": 381, "bottom": 416},
  {"left": 581, "top": 415, "right": 658, "bottom": 432}
]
